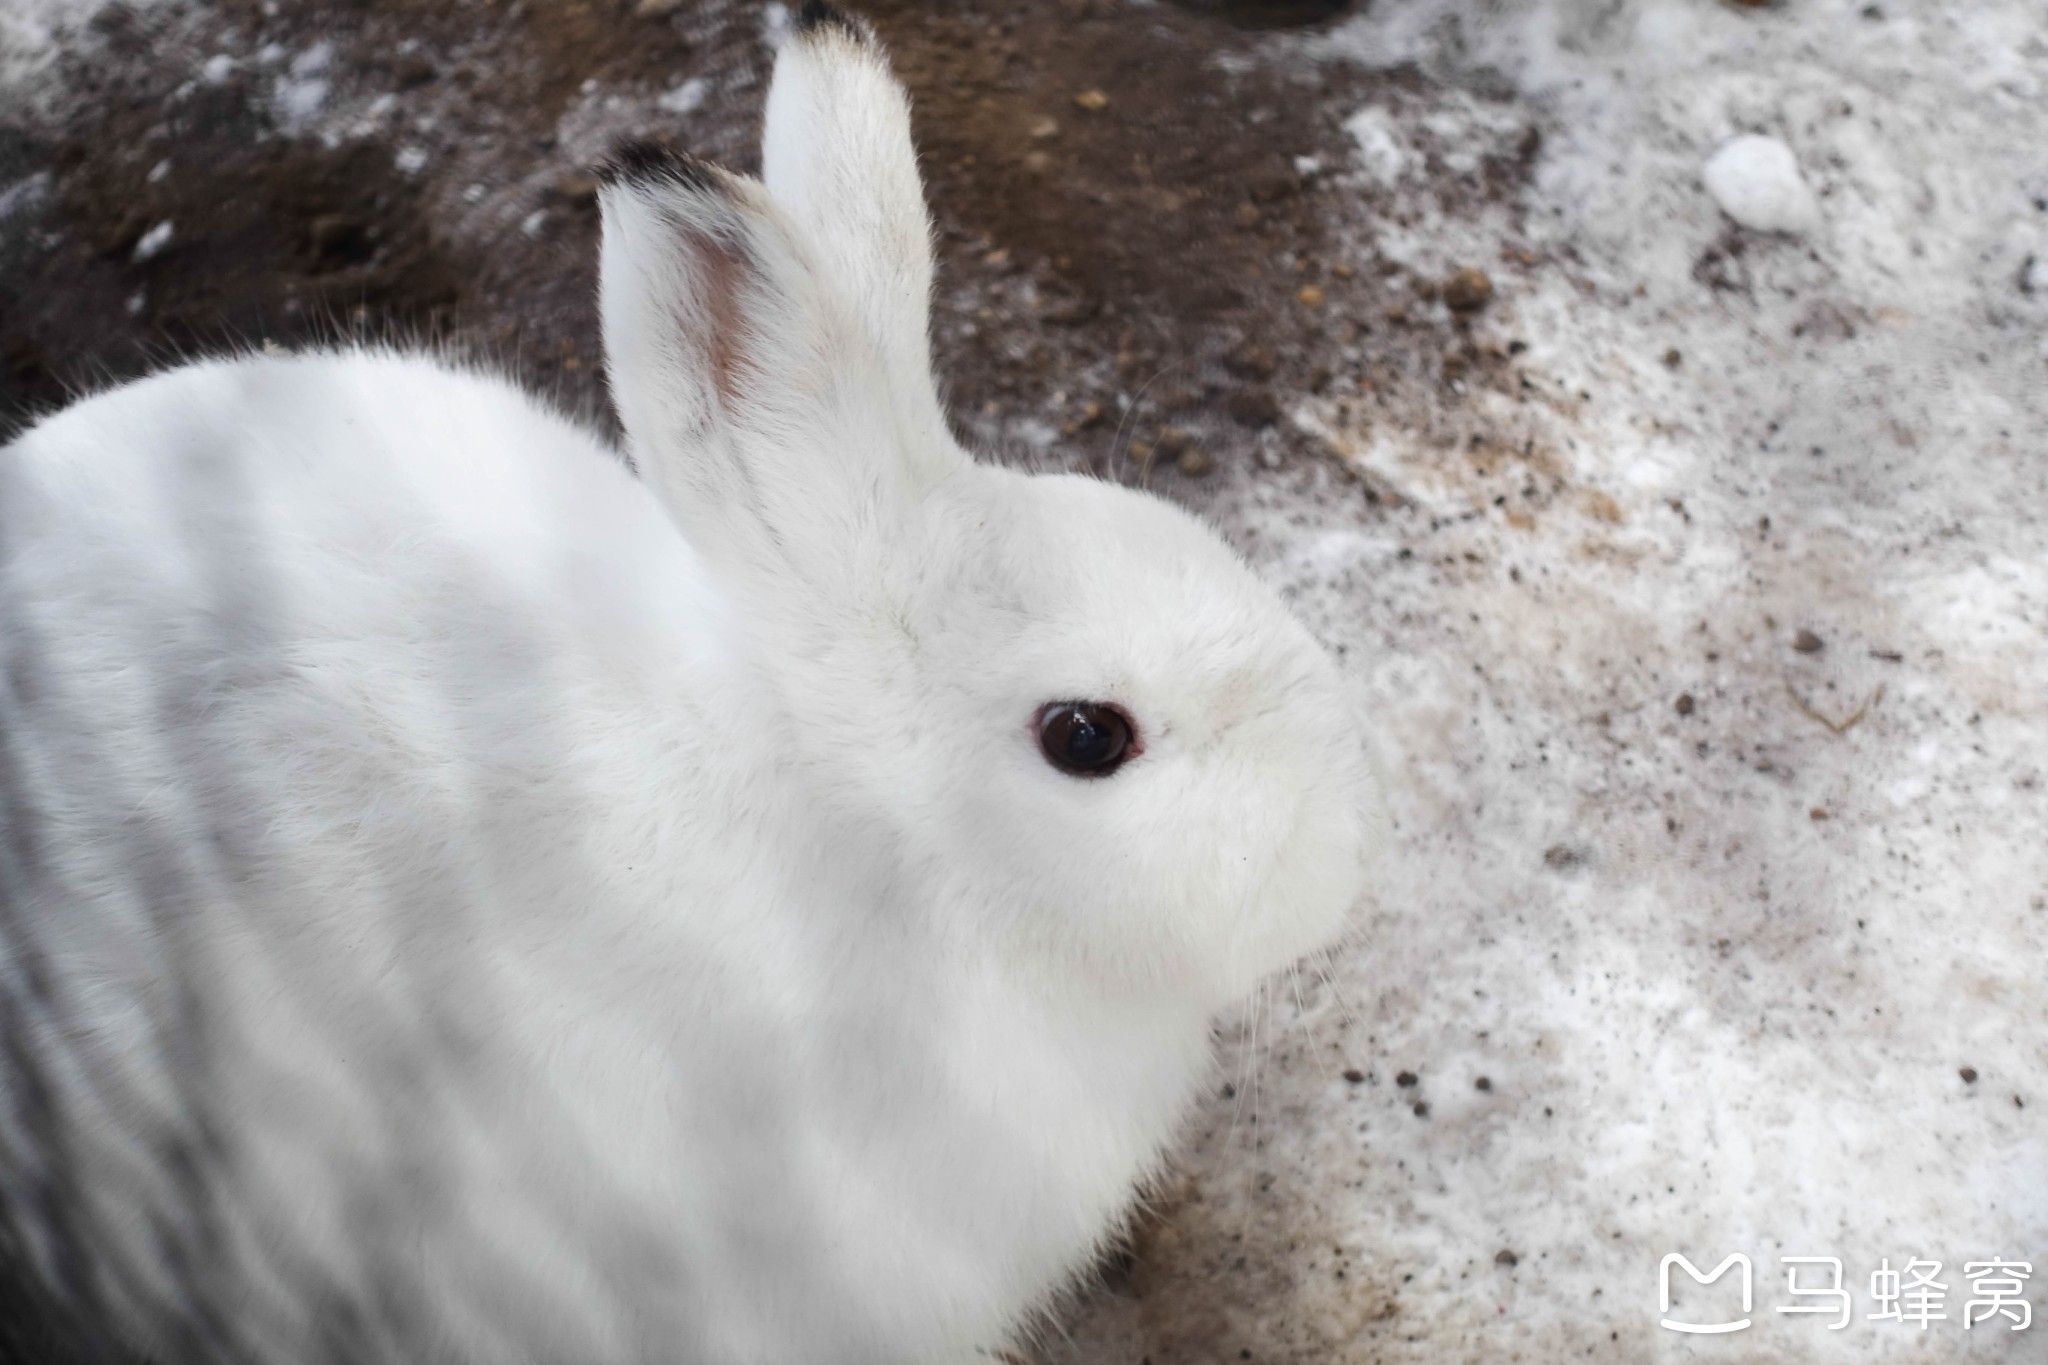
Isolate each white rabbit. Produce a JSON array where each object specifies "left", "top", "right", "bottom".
[{"left": 0, "top": 4, "right": 1384, "bottom": 1363}]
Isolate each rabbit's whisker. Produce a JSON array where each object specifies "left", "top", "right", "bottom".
[{"left": 1107, "top": 356, "right": 1186, "bottom": 487}]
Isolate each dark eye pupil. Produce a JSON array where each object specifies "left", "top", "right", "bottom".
[
  {"left": 1065, "top": 717, "right": 1114, "bottom": 764},
  {"left": 1039, "top": 702, "right": 1133, "bottom": 777}
]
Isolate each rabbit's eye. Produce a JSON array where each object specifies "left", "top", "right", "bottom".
[{"left": 1038, "top": 702, "right": 1135, "bottom": 778}]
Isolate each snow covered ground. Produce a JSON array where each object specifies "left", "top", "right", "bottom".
[{"left": 1056, "top": 2, "right": 2047, "bottom": 1361}]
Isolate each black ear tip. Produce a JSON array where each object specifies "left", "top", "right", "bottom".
[
  {"left": 598, "top": 139, "right": 723, "bottom": 194},
  {"left": 796, "top": 0, "right": 869, "bottom": 40}
]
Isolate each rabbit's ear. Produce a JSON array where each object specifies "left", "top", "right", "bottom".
[
  {"left": 761, "top": 3, "right": 953, "bottom": 489},
  {"left": 598, "top": 144, "right": 912, "bottom": 593}
]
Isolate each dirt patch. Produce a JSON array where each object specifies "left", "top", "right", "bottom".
[
  {"left": 879, "top": 0, "right": 1378, "bottom": 467},
  {"left": 2, "top": 0, "right": 1515, "bottom": 483}
]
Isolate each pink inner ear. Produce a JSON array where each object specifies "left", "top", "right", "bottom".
[{"left": 683, "top": 226, "right": 751, "bottom": 413}]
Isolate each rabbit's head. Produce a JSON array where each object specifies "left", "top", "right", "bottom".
[{"left": 599, "top": 2, "right": 1384, "bottom": 1009}]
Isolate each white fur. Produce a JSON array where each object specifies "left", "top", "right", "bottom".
[{"left": 0, "top": 13, "right": 1384, "bottom": 1364}]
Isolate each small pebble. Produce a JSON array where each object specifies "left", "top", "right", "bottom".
[
  {"left": 1960, "top": 1067, "right": 1978, "bottom": 1084},
  {"left": 1662, "top": 347, "right": 1683, "bottom": 367},
  {"left": 1296, "top": 284, "right": 1325, "bottom": 308},
  {"left": 1442, "top": 266, "right": 1493, "bottom": 312},
  {"left": 1073, "top": 89, "right": 1109, "bottom": 112},
  {"left": 1792, "top": 628, "right": 1825, "bottom": 653},
  {"left": 549, "top": 173, "right": 599, "bottom": 209},
  {"left": 1226, "top": 387, "right": 1280, "bottom": 428},
  {"left": 657, "top": 77, "right": 709, "bottom": 115},
  {"left": 1248, "top": 170, "right": 1300, "bottom": 203},
  {"left": 1342, "top": 1069, "right": 1366, "bottom": 1085},
  {"left": 394, "top": 53, "right": 436, "bottom": 88},
  {"left": 1495, "top": 1249, "right": 1519, "bottom": 1267},
  {"left": 1675, "top": 693, "right": 1696, "bottom": 716},
  {"left": 1029, "top": 117, "right": 1060, "bottom": 140},
  {"left": 1177, "top": 448, "right": 1214, "bottom": 477},
  {"left": 1474, "top": 1076, "right": 1492, "bottom": 1092},
  {"left": 131, "top": 220, "right": 173, "bottom": 262},
  {"left": 1225, "top": 342, "right": 1278, "bottom": 380},
  {"left": 1395, "top": 1070, "right": 1418, "bottom": 1088}
]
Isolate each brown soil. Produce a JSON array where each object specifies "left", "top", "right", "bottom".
[{"left": 2, "top": 0, "right": 1507, "bottom": 491}]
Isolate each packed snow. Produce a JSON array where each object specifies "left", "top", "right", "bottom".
[
  {"left": 1058, "top": 2, "right": 2046, "bottom": 1361},
  {"left": 1701, "top": 133, "right": 1819, "bottom": 235}
]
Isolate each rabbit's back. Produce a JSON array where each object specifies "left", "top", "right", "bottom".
[
  {"left": 0, "top": 352, "right": 765, "bottom": 1363},
  {"left": 0, "top": 351, "right": 737, "bottom": 944},
  {"left": 1, "top": 351, "right": 714, "bottom": 649},
  {"left": 0, "top": 352, "right": 1159, "bottom": 1365}
]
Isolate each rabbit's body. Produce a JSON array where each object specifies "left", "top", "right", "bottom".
[
  {"left": 0, "top": 6, "right": 1383, "bottom": 1362},
  {"left": 2, "top": 352, "right": 1216, "bottom": 1362}
]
